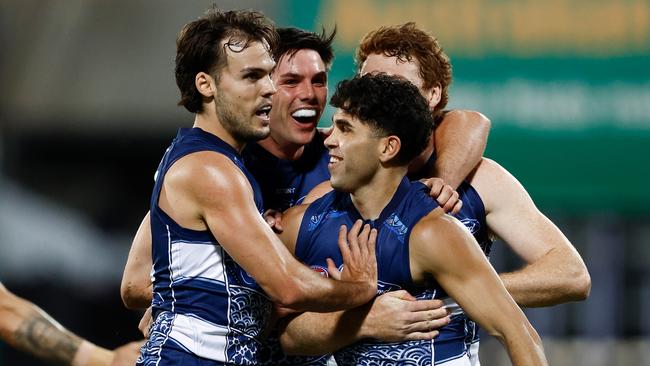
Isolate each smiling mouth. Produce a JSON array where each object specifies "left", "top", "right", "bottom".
[
  {"left": 256, "top": 105, "right": 272, "bottom": 119},
  {"left": 329, "top": 155, "right": 342, "bottom": 164},
  {"left": 291, "top": 108, "right": 319, "bottom": 124}
]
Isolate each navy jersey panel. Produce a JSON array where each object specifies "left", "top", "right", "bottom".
[
  {"left": 146, "top": 127, "right": 270, "bottom": 364},
  {"left": 296, "top": 178, "right": 479, "bottom": 364},
  {"left": 296, "top": 177, "right": 435, "bottom": 292},
  {"left": 242, "top": 132, "right": 330, "bottom": 212},
  {"left": 451, "top": 181, "right": 492, "bottom": 348},
  {"left": 453, "top": 182, "right": 492, "bottom": 257},
  {"left": 242, "top": 133, "right": 331, "bottom": 366}
]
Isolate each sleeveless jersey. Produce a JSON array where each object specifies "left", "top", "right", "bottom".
[
  {"left": 296, "top": 177, "right": 478, "bottom": 365},
  {"left": 450, "top": 181, "right": 492, "bottom": 359},
  {"left": 140, "top": 127, "right": 271, "bottom": 365},
  {"left": 243, "top": 132, "right": 330, "bottom": 212}
]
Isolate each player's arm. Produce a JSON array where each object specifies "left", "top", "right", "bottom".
[
  {"left": 410, "top": 211, "right": 547, "bottom": 366},
  {"left": 278, "top": 192, "right": 447, "bottom": 355},
  {"left": 187, "top": 153, "right": 377, "bottom": 312},
  {"left": 432, "top": 110, "right": 490, "bottom": 188},
  {"left": 279, "top": 291, "right": 448, "bottom": 355},
  {"left": 120, "top": 212, "right": 154, "bottom": 309},
  {"left": 0, "top": 283, "right": 142, "bottom": 366},
  {"left": 470, "top": 158, "right": 591, "bottom": 306}
]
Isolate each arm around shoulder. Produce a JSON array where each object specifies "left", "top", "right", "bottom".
[
  {"left": 433, "top": 110, "right": 490, "bottom": 188},
  {"left": 470, "top": 158, "right": 591, "bottom": 306}
]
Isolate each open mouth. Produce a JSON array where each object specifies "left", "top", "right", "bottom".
[
  {"left": 255, "top": 104, "right": 272, "bottom": 119},
  {"left": 291, "top": 108, "right": 319, "bottom": 125},
  {"left": 328, "top": 155, "right": 342, "bottom": 164}
]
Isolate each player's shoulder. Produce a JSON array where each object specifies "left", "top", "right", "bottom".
[
  {"left": 167, "top": 151, "right": 250, "bottom": 198},
  {"left": 283, "top": 203, "right": 310, "bottom": 224},
  {"left": 277, "top": 203, "right": 311, "bottom": 254},
  {"left": 411, "top": 208, "right": 470, "bottom": 248},
  {"left": 302, "top": 181, "right": 333, "bottom": 205}
]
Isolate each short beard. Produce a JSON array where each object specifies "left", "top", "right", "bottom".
[{"left": 215, "top": 93, "right": 269, "bottom": 143}]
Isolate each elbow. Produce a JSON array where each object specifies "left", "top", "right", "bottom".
[
  {"left": 273, "top": 291, "right": 302, "bottom": 310},
  {"left": 120, "top": 282, "right": 151, "bottom": 310},
  {"left": 472, "top": 111, "right": 491, "bottom": 136},
  {"left": 120, "top": 285, "right": 138, "bottom": 310},
  {"left": 262, "top": 274, "right": 308, "bottom": 310},
  {"left": 570, "top": 268, "right": 591, "bottom": 301},
  {"left": 279, "top": 333, "right": 302, "bottom": 355},
  {"left": 457, "top": 110, "right": 491, "bottom": 133}
]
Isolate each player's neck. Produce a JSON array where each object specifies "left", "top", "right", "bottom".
[
  {"left": 407, "top": 134, "right": 435, "bottom": 174},
  {"left": 257, "top": 135, "right": 305, "bottom": 161},
  {"left": 350, "top": 168, "right": 406, "bottom": 220},
  {"left": 193, "top": 111, "right": 246, "bottom": 153}
]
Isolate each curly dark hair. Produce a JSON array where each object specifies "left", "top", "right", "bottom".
[
  {"left": 175, "top": 8, "right": 278, "bottom": 113},
  {"left": 356, "top": 22, "right": 451, "bottom": 118},
  {"left": 330, "top": 73, "right": 435, "bottom": 165},
  {"left": 273, "top": 27, "right": 336, "bottom": 70}
]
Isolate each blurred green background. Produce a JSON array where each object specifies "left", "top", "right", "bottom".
[
  {"left": 0, "top": 1, "right": 648, "bottom": 365},
  {"left": 280, "top": 0, "right": 650, "bottom": 214}
]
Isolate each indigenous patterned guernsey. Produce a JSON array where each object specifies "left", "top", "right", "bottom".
[
  {"left": 296, "top": 177, "right": 485, "bottom": 366},
  {"left": 138, "top": 127, "right": 270, "bottom": 366}
]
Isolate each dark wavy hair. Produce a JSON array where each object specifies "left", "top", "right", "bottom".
[
  {"left": 356, "top": 22, "right": 451, "bottom": 118},
  {"left": 175, "top": 8, "right": 278, "bottom": 113},
  {"left": 273, "top": 27, "right": 336, "bottom": 69},
  {"left": 330, "top": 73, "right": 435, "bottom": 165}
]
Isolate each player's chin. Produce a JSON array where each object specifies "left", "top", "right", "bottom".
[
  {"left": 249, "top": 125, "right": 271, "bottom": 141},
  {"left": 328, "top": 172, "right": 345, "bottom": 191},
  {"left": 329, "top": 178, "right": 351, "bottom": 193},
  {"left": 291, "top": 129, "right": 316, "bottom": 145}
]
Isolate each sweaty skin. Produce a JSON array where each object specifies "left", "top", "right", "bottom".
[{"left": 277, "top": 104, "right": 546, "bottom": 365}]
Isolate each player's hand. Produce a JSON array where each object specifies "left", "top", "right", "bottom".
[
  {"left": 419, "top": 177, "right": 462, "bottom": 214},
  {"left": 110, "top": 340, "right": 144, "bottom": 366},
  {"left": 360, "top": 290, "right": 450, "bottom": 342},
  {"left": 328, "top": 220, "right": 378, "bottom": 299},
  {"left": 263, "top": 209, "right": 284, "bottom": 233},
  {"left": 138, "top": 307, "right": 153, "bottom": 338}
]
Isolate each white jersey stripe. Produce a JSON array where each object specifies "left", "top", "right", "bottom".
[
  {"left": 168, "top": 313, "right": 229, "bottom": 361},
  {"left": 166, "top": 225, "right": 177, "bottom": 312},
  {"left": 169, "top": 240, "right": 225, "bottom": 283}
]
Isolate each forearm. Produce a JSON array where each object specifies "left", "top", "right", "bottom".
[
  {"left": 278, "top": 265, "right": 374, "bottom": 312},
  {"left": 280, "top": 308, "right": 366, "bottom": 355},
  {"left": 497, "top": 323, "right": 547, "bottom": 366},
  {"left": 499, "top": 248, "right": 591, "bottom": 307},
  {"left": 433, "top": 110, "right": 490, "bottom": 188},
  {"left": 2, "top": 295, "right": 112, "bottom": 365}
]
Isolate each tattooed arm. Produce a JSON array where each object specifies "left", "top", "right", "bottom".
[{"left": 0, "top": 283, "right": 141, "bottom": 366}]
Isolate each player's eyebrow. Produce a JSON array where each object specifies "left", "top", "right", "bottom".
[
  {"left": 333, "top": 118, "right": 353, "bottom": 130},
  {"left": 241, "top": 67, "right": 270, "bottom": 75},
  {"left": 278, "top": 72, "right": 303, "bottom": 79}
]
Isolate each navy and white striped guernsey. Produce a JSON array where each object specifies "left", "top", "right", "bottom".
[
  {"left": 137, "top": 127, "right": 270, "bottom": 366},
  {"left": 295, "top": 177, "right": 485, "bottom": 366}
]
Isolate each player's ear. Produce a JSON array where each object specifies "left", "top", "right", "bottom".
[
  {"left": 426, "top": 83, "right": 442, "bottom": 110},
  {"left": 195, "top": 71, "right": 216, "bottom": 98},
  {"left": 379, "top": 135, "right": 401, "bottom": 163}
]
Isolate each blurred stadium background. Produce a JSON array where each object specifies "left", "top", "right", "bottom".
[{"left": 1, "top": 0, "right": 648, "bottom": 364}]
